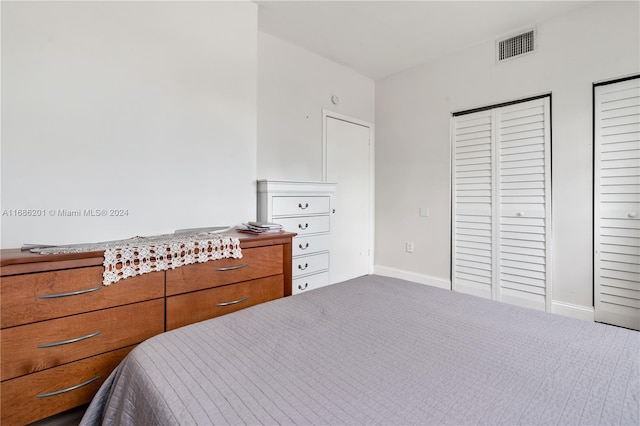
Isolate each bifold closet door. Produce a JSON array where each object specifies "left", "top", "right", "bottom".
[
  {"left": 496, "top": 99, "right": 551, "bottom": 311},
  {"left": 452, "top": 110, "right": 495, "bottom": 300},
  {"left": 594, "top": 78, "right": 640, "bottom": 331},
  {"left": 453, "top": 97, "right": 551, "bottom": 311}
]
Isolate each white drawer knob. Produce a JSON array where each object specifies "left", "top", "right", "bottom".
[
  {"left": 629, "top": 212, "right": 638, "bottom": 218},
  {"left": 516, "top": 211, "right": 525, "bottom": 217}
]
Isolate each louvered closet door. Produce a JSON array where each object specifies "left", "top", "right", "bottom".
[
  {"left": 595, "top": 78, "right": 640, "bottom": 331},
  {"left": 453, "top": 97, "right": 551, "bottom": 311},
  {"left": 453, "top": 110, "right": 495, "bottom": 299},
  {"left": 496, "top": 98, "right": 551, "bottom": 311}
]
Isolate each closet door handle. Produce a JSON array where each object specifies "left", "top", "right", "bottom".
[
  {"left": 215, "top": 264, "right": 248, "bottom": 272},
  {"left": 38, "top": 331, "right": 101, "bottom": 348},
  {"left": 298, "top": 223, "right": 309, "bottom": 230},
  {"left": 38, "top": 286, "right": 102, "bottom": 299},
  {"left": 216, "top": 296, "right": 249, "bottom": 307},
  {"left": 36, "top": 376, "right": 100, "bottom": 399},
  {"left": 299, "top": 243, "right": 309, "bottom": 250},
  {"left": 298, "top": 203, "right": 309, "bottom": 210}
]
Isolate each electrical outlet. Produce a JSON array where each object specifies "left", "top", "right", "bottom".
[{"left": 406, "top": 242, "right": 414, "bottom": 253}]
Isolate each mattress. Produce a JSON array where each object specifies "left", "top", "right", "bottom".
[{"left": 81, "top": 275, "right": 639, "bottom": 425}]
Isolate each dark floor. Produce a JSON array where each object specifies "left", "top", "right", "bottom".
[{"left": 29, "top": 405, "right": 87, "bottom": 426}]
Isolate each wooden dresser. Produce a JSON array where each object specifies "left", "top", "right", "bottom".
[{"left": 0, "top": 231, "right": 294, "bottom": 425}]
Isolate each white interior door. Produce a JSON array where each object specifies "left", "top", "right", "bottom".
[
  {"left": 594, "top": 77, "right": 640, "bottom": 330},
  {"left": 496, "top": 98, "right": 551, "bottom": 312},
  {"left": 452, "top": 109, "right": 495, "bottom": 300},
  {"left": 325, "top": 114, "right": 371, "bottom": 283}
]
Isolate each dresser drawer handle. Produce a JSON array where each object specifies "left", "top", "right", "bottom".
[
  {"left": 215, "top": 264, "right": 249, "bottom": 272},
  {"left": 38, "top": 331, "right": 102, "bottom": 349},
  {"left": 36, "top": 375, "right": 100, "bottom": 399},
  {"left": 298, "top": 223, "right": 309, "bottom": 230},
  {"left": 298, "top": 263, "right": 309, "bottom": 270},
  {"left": 298, "top": 203, "right": 309, "bottom": 209},
  {"left": 216, "top": 296, "right": 249, "bottom": 307},
  {"left": 299, "top": 243, "right": 309, "bottom": 250},
  {"left": 298, "top": 283, "right": 308, "bottom": 291},
  {"left": 38, "top": 286, "right": 102, "bottom": 299}
]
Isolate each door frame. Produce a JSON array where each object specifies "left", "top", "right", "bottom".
[{"left": 322, "top": 109, "right": 375, "bottom": 275}]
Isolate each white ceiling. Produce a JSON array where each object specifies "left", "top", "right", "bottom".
[{"left": 256, "top": 0, "right": 594, "bottom": 80}]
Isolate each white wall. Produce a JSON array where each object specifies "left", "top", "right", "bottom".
[
  {"left": 375, "top": 1, "right": 639, "bottom": 312},
  {"left": 257, "top": 32, "right": 374, "bottom": 181},
  {"left": 1, "top": 1, "right": 257, "bottom": 248}
]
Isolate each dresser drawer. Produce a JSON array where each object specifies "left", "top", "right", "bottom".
[
  {"left": 293, "top": 234, "right": 331, "bottom": 257},
  {"left": 276, "top": 215, "right": 330, "bottom": 236},
  {"left": 1, "top": 299, "right": 163, "bottom": 381},
  {"left": 1, "top": 345, "right": 133, "bottom": 426},
  {"left": 293, "top": 271, "right": 329, "bottom": 295},
  {"left": 293, "top": 252, "right": 330, "bottom": 278},
  {"left": 166, "top": 245, "right": 283, "bottom": 296},
  {"left": 272, "top": 196, "right": 330, "bottom": 216},
  {"left": 166, "top": 275, "right": 284, "bottom": 330},
  {"left": 1, "top": 267, "right": 164, "bottom": 328}
]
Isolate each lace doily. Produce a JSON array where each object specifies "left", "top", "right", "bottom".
[{"left": 33, "top": 232, "right": 242, "bottom": 285}]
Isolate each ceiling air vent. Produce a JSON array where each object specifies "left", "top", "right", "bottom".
[{"left": 497, "top": 29, "right": 535, "bottom": 62}]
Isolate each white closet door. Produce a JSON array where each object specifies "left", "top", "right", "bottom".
[
  {"left": 595, "top": 78, "right": 640, "bottom": 330},
  {"left": 497, "top": 98, "right": 551, "bottom": 311},
  {"left": 453, "top": 97, "right": 551, "bottom": 311},
  {"left": 452, "top": 110, "right": 495, "bottom": 299}
]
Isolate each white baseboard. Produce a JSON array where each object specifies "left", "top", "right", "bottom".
[
  {"left": 551, "top": 300, "right": 595, "bottom": 322},
  {"left": 373, "top": 265, "right": 451, "bottom": 290},
  {"left": 374, "top": 265, "right": 595, "bottom": 322}
]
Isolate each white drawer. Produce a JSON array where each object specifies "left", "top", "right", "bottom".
[
  {"left": 293, "top": 252, "right": 330, "bottom": 278},
  {"left": 272, "top": 196, "right": 330, "bottom": 216},
  {"left": 293, "top": 271, "right": 329, "bottom": 295},
  {"left": 276, "top": 215, "right": 330, "bottom": 235},
  {"left": 293, "top": 234, "right": 331, "bottom": 257}
]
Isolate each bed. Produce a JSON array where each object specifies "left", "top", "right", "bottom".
[{"left": 81, "top": 275, "right": 639, "bottom": 425}]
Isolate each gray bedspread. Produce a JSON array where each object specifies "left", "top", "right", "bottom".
[{"left": 81, "top": 275, "right": 639, "bottom": 425}]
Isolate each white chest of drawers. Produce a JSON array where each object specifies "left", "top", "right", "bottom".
[{"left": 257, "top": 180, "right": 336, "bottom": 294}]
